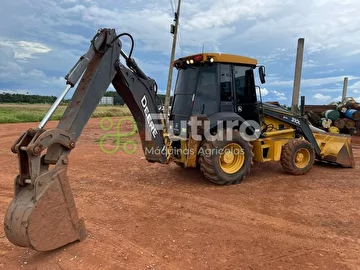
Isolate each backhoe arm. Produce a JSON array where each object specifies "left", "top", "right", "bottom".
[{"left": 4, "top": 28, "right": 168, "bottom": 251}]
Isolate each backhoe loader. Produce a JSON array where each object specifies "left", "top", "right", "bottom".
[{"left": 4, "top": 28, "right": 355, "bottom": 252}]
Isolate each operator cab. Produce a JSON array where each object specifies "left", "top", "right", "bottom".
[{"left": 169, "top": 53, "right": 266, "bottom": 136}]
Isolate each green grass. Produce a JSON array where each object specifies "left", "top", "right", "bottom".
[{"left": 0, "top": 104, "right": 132, "bottom": 124}]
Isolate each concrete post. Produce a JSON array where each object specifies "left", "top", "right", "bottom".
[
  {"left": 342, "top": 77, "right": 348, "bottom": 103},
  {"left": 291, "top": 38, "right": 305, "bottom": 114}
]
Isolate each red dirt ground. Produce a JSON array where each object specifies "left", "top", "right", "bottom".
[{"left": 0, "top": 118, "right": 360, "bottom": 270}]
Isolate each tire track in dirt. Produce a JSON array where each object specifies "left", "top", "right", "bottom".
[
  {"left": 76, "top": 185, "right": 360, "bottom": 269},
  {"left": 87, "top": 226, "right": 182, "bottom": 270},
  {"left": 133, "top": 188, "right": 360, "bottom": 248}
]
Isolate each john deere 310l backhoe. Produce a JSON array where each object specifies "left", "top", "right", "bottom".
[{"left": 4, "top": 28, "right": 355, "bottom": 252}]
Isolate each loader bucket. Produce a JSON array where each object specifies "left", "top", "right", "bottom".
[
  {"left": 312, "top": 132, "right": 355, "bottom": 168},
  {"left": 4, "top": 155, "right": 86, "bottom": 251}
]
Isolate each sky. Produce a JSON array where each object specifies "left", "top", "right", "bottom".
[{"left": 1, "top": 0, "right": 360, "bottom": 106}]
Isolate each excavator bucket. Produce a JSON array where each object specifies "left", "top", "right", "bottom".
[
  {"left": 312, "top": 130, "right": 355, "bottom": 167},
  {"left": 4, "top": 129, "right": 86, "bottom": 251}
]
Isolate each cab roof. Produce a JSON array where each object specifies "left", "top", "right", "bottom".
[{"left": 174, "top": 52, "right": 258, "bottom": 67}]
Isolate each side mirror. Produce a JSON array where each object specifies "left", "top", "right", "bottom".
[{"left": 259, "top": 66, "right": 266, "bottom": 84}]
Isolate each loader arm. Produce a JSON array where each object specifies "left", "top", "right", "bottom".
[
  {"left": 261, "top": 103, "right": 355, "bottom": 167},
  {"left": 4, "top": 28, "right": 168, "bottom": 252},
  {"left": 261, "top": 103, "right": 322, "bottom": 155}
]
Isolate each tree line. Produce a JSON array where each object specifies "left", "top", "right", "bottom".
[
  {"left": 0, "top": 92, "right": 172, "bottom": 106},
  {"left": 0, "top": 93, "right": 57, "bottom": 104}
]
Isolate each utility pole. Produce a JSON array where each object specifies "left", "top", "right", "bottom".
[
  {"left": 342, "top": 77, "right": 348, "bottom": 103},
  {"left": 291, "top": 38, "right": 305, "bottom": 114},
  {"left": 164, "top": 0, "right": 181, "bottom": 119}
]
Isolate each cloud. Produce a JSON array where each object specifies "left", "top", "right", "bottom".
[
  {"left": 256, "top": 87, "right": 269, "bottom": 97},
  {"left": 0, "top": 0, "right": 360, "bottom": 104},
  {"left": 303, "top": 59, "right": 318, "bottom": 68},
  {"left": 0, "top": 40, "right": 51, "bottom": 60},
  {"left": 235, "top": 0, "right": 360, "bottom": 56},
  {"left": 332, "top": 96, "right": 343, "bottom": 103},
  {"left": 348, "top": 80, "right": 360, "bottom": 90},
  {"left": 271, "top": 90, "right": 287, "bottom": 101},
  {"left": 313, "top": 69, "right": 344, "bottom": 75},
  {"left": 0, "top": 89, "right": 29, "bottom": 95},
  {"left": 313, "top": 93, "right": 331, "bottom": 103},
  {"left": 260, "top": 51, "right": 282, "bottom": 64},
  {"left": 268, "top": 75, "right": 359, "bottom": 88},
  {"left": 0, "top": 48, "right": 68, "bottom": 95},
  {"left": 132, "top": 57, "right": 169, "bottom": 75},
  {"left": 307, "top": 43, "right": 338, "bottom": 55},
  {"left": 345, "top": 49, "right": 360, "bottom": 56},
  {"left": 313, "top": 88, "right": 343, "bottom": 93},
  {"left": 55, "top": 32, "right": 89, "bottom": 46}
]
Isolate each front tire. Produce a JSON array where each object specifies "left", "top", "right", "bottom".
[
  {"left": 280, "top": 139, "right": 315, "bottom": 175},
  {"left": 198, "top": 129, "right": 253, "bottom": 185}
]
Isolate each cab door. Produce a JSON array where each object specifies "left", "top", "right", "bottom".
[
  {"left": 219, "top": 64, "right": 234, "bottom": 112},
  {"left": 233, "top": 65, "right": 260, "bottom": 123}
]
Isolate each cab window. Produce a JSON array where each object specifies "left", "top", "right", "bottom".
[
  {"left": 234, "top": 65, "right": 256, "bottom": 103},
  {"left": 220, "top": 64, "right": 232, "bottom": 101},
  {"left": 192, "top": 64, "right": 218, "bottom": 115}
]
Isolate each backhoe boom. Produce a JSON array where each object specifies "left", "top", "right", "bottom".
[{"left": 4, "top": 28, "right": 168, "bottom": 251}]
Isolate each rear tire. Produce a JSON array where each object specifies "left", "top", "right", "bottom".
[
  {"left": 280, "top": 139, "right": 315, "bottom": 175},
  {"left": 198, "top": 129, "right": 254, "bottom": 185}
]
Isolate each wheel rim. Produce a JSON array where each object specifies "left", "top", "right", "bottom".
[
  {"left": 294, "top": 148, "right": 311, "bottom": 168},
  {"left": 219, "top": 143, "right": 245, "bottom": 174}
]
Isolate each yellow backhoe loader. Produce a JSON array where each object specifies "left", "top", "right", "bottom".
[{"left": 3, "top": 28, "right": 355, "bottom": 252}]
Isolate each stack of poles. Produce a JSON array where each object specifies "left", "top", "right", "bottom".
[{"left": 305, "top": 100, "right": 360, "bottom": 135}]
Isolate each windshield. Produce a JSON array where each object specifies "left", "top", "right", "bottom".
[
  {"left": 174, "top": 68, "right": 198, "bottom": 95},
  {"left": 171, "top": 64, "right": 219, "bottom": 116},
  {"left": 192, "top": 64, "right": 218, "bottom": 115},
  {"left": 171, "top": 67, "right": 198, "bottom": 116}
]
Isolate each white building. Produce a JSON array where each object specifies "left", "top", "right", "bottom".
[{"left": 99, "top": 96, "right": 114, "bottom": 105}]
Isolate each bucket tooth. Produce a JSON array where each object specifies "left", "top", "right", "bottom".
[{"left": 4, "top": 156, "right": 86, "bottom": 251}]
